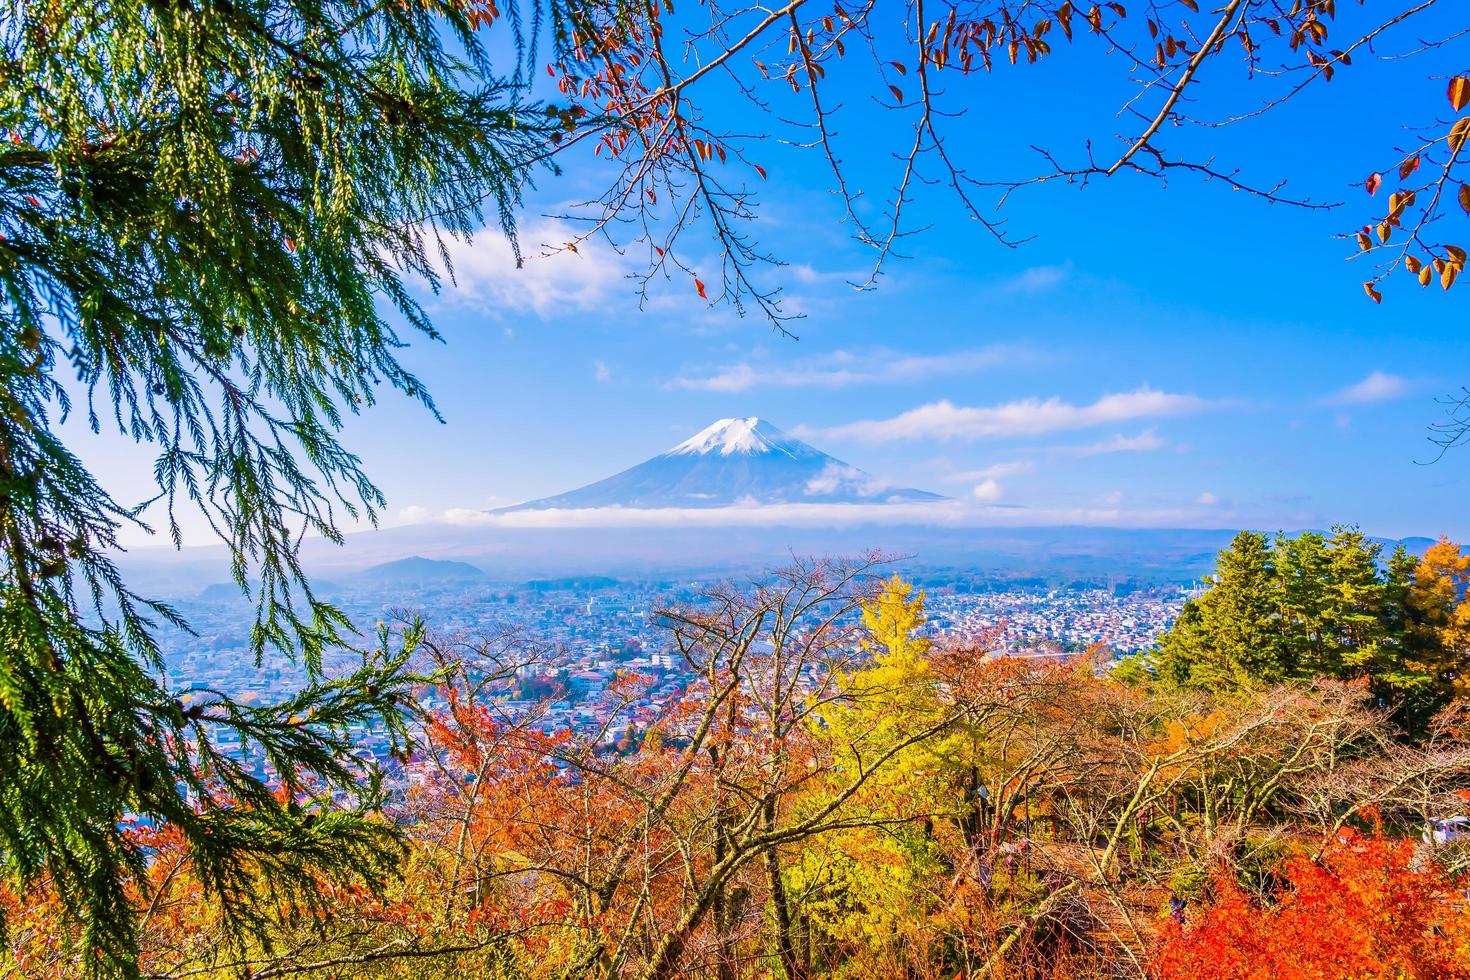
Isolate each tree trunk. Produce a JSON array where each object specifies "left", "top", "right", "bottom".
[{"left": 764, "top": 798, "right": 806, "bottom": 980}]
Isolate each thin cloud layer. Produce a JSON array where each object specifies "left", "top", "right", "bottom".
[
  {"left": 667, "top": 344, "right": 1040, "bottom": 393},
  {"left": 391, "top": 495, "right": 1237, "bottom": 530},
  {"left": 1324, "top": 371, "right": 1411, "bottom": 405},
  {"left": 1046, "top": 429, "right": 1170, "bottom": 456},
  {"left": 943, "top": 461, "right": 1036, "bottom": 483},
  {"left": 1001, "top": 263, "right": 1072, "bottom": 294},
  {"left": 815, "top": 387, "right": 1214, "bottom": 444}
]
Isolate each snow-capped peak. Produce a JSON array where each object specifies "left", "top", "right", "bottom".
[
  {"left": 495, "top": 415, "right": 945, "bottom": 511},
  {"left": 665, "top": 417, "right": 805, "bottom": 458}
]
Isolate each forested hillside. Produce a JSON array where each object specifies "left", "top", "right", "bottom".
[{"left": 8, "top": 550, "right": 1470, "bottom": 978}]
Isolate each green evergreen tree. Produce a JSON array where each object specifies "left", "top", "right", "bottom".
[
  {"left": 0, "top": 0, "right": 576, "bottom": 973},
  {"left": 1158, "top": 531, "right": 1289, "bottom": 691},
  {"left": 1158, "top": 528, "right": 1465, "bottom": 738},
  {"left": 1275, "top": 527, "right": 1388, "bottom": 680}
]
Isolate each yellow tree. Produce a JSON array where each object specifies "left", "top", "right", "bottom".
[
  {"left": 1403, "top": 538, "right": 1470, "bottom": 724},
  {"left": 786, "top": 576, "right": 951, "bottom": 975}
]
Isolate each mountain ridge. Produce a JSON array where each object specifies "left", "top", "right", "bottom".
[{"left": 496, "top": 417, "right": 944, "bottom": 512}]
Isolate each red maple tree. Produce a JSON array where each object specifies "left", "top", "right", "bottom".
[{"left": 1152, "top": 831, "right": 1470, "bottom": 980}]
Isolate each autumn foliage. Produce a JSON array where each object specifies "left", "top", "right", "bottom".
[
  {"left": 8, "top": 552, "right": 1470, "bottom": 978},
  {"left": 1153, "top": 832, "right": 1470, "bottom": 980}
]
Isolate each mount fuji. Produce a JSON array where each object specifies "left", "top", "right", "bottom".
[{"left": 496, "top": 417, "right": 945, "bottom": 511}]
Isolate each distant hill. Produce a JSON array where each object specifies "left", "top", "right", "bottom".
[
  {"left": 198, "top": 579, "right": 341, "bottom": 601},
  {"left": 198, "top": 582, "right": 249, "bottom": 602},
  {"left": 128, "top": 525, "right": 1456, "bottom": 599},
  {"left": 350, "top": 556, "right": 487, "bottom": 586}
]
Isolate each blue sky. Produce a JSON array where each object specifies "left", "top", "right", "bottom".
[{"left": 69, "top": 8, "right": 1470, "bottom": 544}]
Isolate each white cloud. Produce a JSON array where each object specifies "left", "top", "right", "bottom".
[
  {"left": 1002, "top": 263, "right": 1072, "bottom": 294},
  {"left": 789, "top": 263, "right": 868, "bottom": 285},
  {"left": 803, "top": 462, "right": 893, "bottom": 498},
  {"left": 1100, "top": 490, "right": 1124, "bottom": 506},
  {"left": 397, "top": 505, "right": 435, "bottom": 524},
  {"left": 1324, "top": 371, "right": 1411, "bottom": 405},
  {"left": 1048, "top": 429, "right": 1170, "bottom": 456},
  {"left": 667, "top": 344, "right": 1040, "bottom": 393},
  {"left": 944, "top": 461, "right": 1035, "bottom": 483},
  {"left": 971, "top": 479, "right": 1004, "bottom": 502},
  {"left": 427, "top": 219, "right": 629, "bottom": 319},
  {"left": 1195, "top": 491, "right": 1220, "bottom": 506},
  {"left": 594, "top": 360, "right": 612, "bottom": 383},
  {"left": 815, "top": 388, "right": 1214, "bottom": 444}
]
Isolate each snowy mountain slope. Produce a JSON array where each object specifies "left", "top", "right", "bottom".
[{"left": 496, "top": 418, "right": 945, "bottom": 511}]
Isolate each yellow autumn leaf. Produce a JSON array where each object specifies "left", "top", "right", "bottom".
[{"left": 1450, "top": 117, "right": 1470, "bottom": 155}]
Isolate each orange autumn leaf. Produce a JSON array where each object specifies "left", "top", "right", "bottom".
[{"left": 1450, "top": 76, "right": 1470, "bottom": 112}]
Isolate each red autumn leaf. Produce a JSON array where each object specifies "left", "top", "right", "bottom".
[
  {"left": 754, "top": 164, "right": 767, "bottom": 179},
  {"left": 1365, "top": 172, "right": 1382, "bottom": 196},
  {"left": 694, "top": 278, "right": 707, "bottom": 299}
]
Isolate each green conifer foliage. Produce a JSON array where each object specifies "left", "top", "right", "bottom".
[
  {"left": 1157, "top": 529, "right": 1466, "bottom": 736},
  {"left": 0, "top": 0, "right": 566, "bottom": 973},
  {"left": 1159, "top": 531, "right": 1288, "bottom": 691}
]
